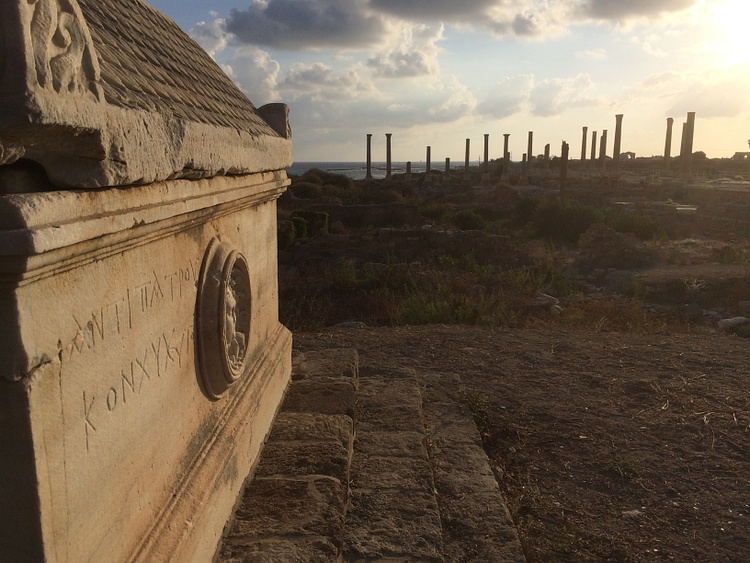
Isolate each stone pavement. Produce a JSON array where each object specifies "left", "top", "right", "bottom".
[{"left": 218, "top": 348, "right": 525, "bottom": 562}]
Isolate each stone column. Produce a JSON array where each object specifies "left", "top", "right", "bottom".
[
  {"left": 680, "top": 112, "right": 696, "bottom": 176},
  {"left": 581, "top": 126, "right": 588, "bottom": 160},
  {"left": 590, "top": 130, "right": 597, "bottom": 161},
  {"left": 425, "top": 145, "right": 432, "bottom": 184},
  {"left": 385, "top": 133, "right": 392, "bottom": 180},
  {"left": 526, "top": 131, "right": 533, "bottom": 171},
  {"left": 544, "top": 143, "right": 550, "bottom": 168},
  {"left": 483, "top": 134, "right": 489, "bottom": 173},
  {"left": 560, "top": 141, "right": 569, "bottom": 196},
  {"left": 679, "top": 121, "right": 688, "bottom": 162},
  {"left": 503, "top": 133, "right": 510, "bottom": 170},
  {"left": 464, "top": 138, "right": 471, "bottom": 178},
  {"left": 664, "top": 117, "right": 674, "bottom": 169},
  {"left": 366, "top": 133, "right": 373, "bottom": 180},
  {"left": 445, "top": 157, "right": 450, "bottom": 173},
  {"left": 406, "top": 161, "right": 412, "bottom": 183},
  {"left": 599, "top": 129, "right": 608, "bottom": 167},
  {"left": 613, "top": 114, "right": 623, "bottom": 167}
]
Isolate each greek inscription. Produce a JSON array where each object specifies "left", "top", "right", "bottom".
[
  {"left": 82, "top": 328, "right": 193, "bottom": 451},
  {"left": 165, "top": 259, "right": 198, "bottom": 302},
  {"left": 106, "top": 388, "right": 117, "bottom": 412},
  {"left": 121, "top": 367, "right": 135, "bottom": 402},
  {"left": 151, "top": 337, "right": 163, "bottom": 378},
  {"left": 83, "top": 391, "right": 96, "bottom": 452},
  {"left": 134, "top": 346, "right": 151, "bottom": 377},
  {"left": 165, "top": 328, "right": 189, "bottom": 369},
  {"left": 65, "top": 261, "right": 196, "bottom": 359},
  {"left": 136, "top": 270, "right": 165, "bottom": 313},
  {"left": 67, "top": 296, "right": 129, "bottom": 359}
]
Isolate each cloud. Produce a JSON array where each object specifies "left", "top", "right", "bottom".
[
  {"left": 369, "top": 0, "right": 496, "bottom": 20},
  {"left": 512, "top": 12, "right": 545, "bottom": 36},
  {"left": 667, "top": 67, "right": 750, "bottom": 118},
  {"left": 189, "top": 15, "right": 229, "bottom": 57},
  {"left": 575, "top": 48, "right": 607, "bottom": 60},
  {"left": 477, "top": 75, "right": 534, "bottom": 119},
  {"left": 279, "top": 62, "right": 376, "bottom": 101},
  {"left": 367, "top": 23, "right": 444, "bottom": 78},
  {"left": 221, "top": 46, "right": 282, "bottom": 103},
  {"left": 639, "top": 71, "right": 681, "bottom": 89},
  {"left": 580, "top": 0, "right": 698, "bottom": 20},
  {"left": 530, "top": 74, "right": 598, "bottom": 116},
  {"left": 630, "top": 34, "right": 667, "bottom": 57},
  {"left": 225, "top": 0, "right": 386, "bottom": 50},
  {"left": 268, "top": 61, "right": 476, "bottom": 137},
  {"left": 484, "top": 3, "right": 573, "bottom": 38}
]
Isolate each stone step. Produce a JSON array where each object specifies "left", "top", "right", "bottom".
[
  {"left": 218, "top": 348, "right": 359, "bottom": 562},
  {"left": 218, "top": 348, "right": 525, "bottom": 563}
]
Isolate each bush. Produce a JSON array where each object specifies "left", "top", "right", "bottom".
[
  {"left": 290, "top": 215, "right": 307, "bottom": 239},
  {"left": 532, "top": 199, "right": 602, "bottom": 243},
  {"left": 716, "top": 245, "right": 747, "bottom": 264},
  {"left": 303, "top": 168, "right": 352, "bottom": 190},
  {"left": 609, "top": 211, "right": 665, "bottom": 241},
  {"left": 290, "top": 181, "right": 323, "bottom": 199},
  {"left": 370, "top": 189, "right": 404, "bottom": 204},
  {"left": 452, "top": 209, "right": 486, "bottom": 231},
  {"left": 278, "top": 220, "right": 296, "bottom": 250},
  {"left": 513, "top": 195, "right": 541, "bottom": 225},
  {"left": 420, "top": 202, "right": 452, "bottom": 221},
  {"left": 290, "top": 210, "right": 328, "bottom": 237}
]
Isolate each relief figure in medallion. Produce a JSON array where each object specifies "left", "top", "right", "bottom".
[{"left": 224, "top": 272, "right": 247, "bottom": 371}]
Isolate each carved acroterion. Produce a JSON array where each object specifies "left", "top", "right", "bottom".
[{"left": 27, "top": 0, "right": 102, "bottom": 99}]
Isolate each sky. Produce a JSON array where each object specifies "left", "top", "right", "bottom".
[{"left": 148, "top": 0, "right": 750, "bottom": 163}]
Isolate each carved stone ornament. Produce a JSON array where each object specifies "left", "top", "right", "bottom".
[
  {"left": 27, "top": 0, "right": 103, "bottom": 98},
  {"left": 196, "top": 238, "right": 252, "bottom": 400}
]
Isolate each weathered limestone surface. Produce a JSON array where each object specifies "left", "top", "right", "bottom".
[
  {"left": 0, "top": 174, "right": 292, "bottom": 562},
  {"left": 0, "top": 1, "right": 293, "bottom": 561},
  {"left": 219, "top": 349, "right": 357, "bottom": 563},
  {"left": 0, "top": 0, "right": 291, "bottom": 188},
  {"left": 222, "top": 349, "right": 527, "bottom": 562}
]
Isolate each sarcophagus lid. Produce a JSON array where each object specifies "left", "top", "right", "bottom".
[{"left": 0, "top": 0, "right": 291, "bottom": 189}]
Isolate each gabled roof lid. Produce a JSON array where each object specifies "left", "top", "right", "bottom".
[{"left": 0, "top": 0, "right": 291, "bottom": 188}]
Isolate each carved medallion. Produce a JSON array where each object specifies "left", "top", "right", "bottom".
[{"left": 196, "top": 238, "right": 252, "bottom": 400}]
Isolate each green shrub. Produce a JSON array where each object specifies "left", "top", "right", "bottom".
[
  {"left": 290, "top": 181, "right": 323, "bottom": 199},
  {"left": 290, "top": 210, "right": 328, "bottom": 237},
  {"left": 452, "top": 209, "right": 486, "bottom": 231},
  {"left": 304, "top": 168, "right": 352, "bottom": 190},
  {"left": 300, "top": 171, "right": 323, "bottom": 185},
  {"left": 532, "top": 199, "right": 602, "bottom": 243},
  {"left": 278, "top": 220, "right": 296, "bottom": 250},
  {"left": 420, "top": 202, "right": 452, "bottom": 221},
  {"left": 328, "top": 257, "right": 357, "bottom": 289},
  {"left": 609, "top": 211, "right": 665, "bottom": 241},
  {"left": 513, "top": 195, "right": 541, "bottom": 225},
  {"left": 395, "top": 286, "right": 511, "bottom": 326},
  {"left": 717, "top": 245, "right": 747, "bottom": 264},
  {"left": 290, "top": 215, "right": 307, "bottom": 239}
]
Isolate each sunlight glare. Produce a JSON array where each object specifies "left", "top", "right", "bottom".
[{"left": 709, "top": 0, "right": 750, "bottom": 65}]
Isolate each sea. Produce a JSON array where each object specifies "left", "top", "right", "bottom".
[{"left": 287, "top": 162, "right": 429, "bottom": 181}]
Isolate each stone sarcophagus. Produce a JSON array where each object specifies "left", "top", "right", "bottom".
[{"left": 0, "top": 1, "right": 292, "bottom": 561}]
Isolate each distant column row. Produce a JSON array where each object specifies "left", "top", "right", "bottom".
[{"left": 363, "top": 111, "right": 698, "bottom": 179}]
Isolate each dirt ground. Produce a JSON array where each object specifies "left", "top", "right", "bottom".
[{"left": 294, "top": 325, "right": 750, "bottom": 562}]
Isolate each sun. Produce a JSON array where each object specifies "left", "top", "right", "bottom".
[{"left": 708, "top": 0, "right": 750, "bottom": 65}]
